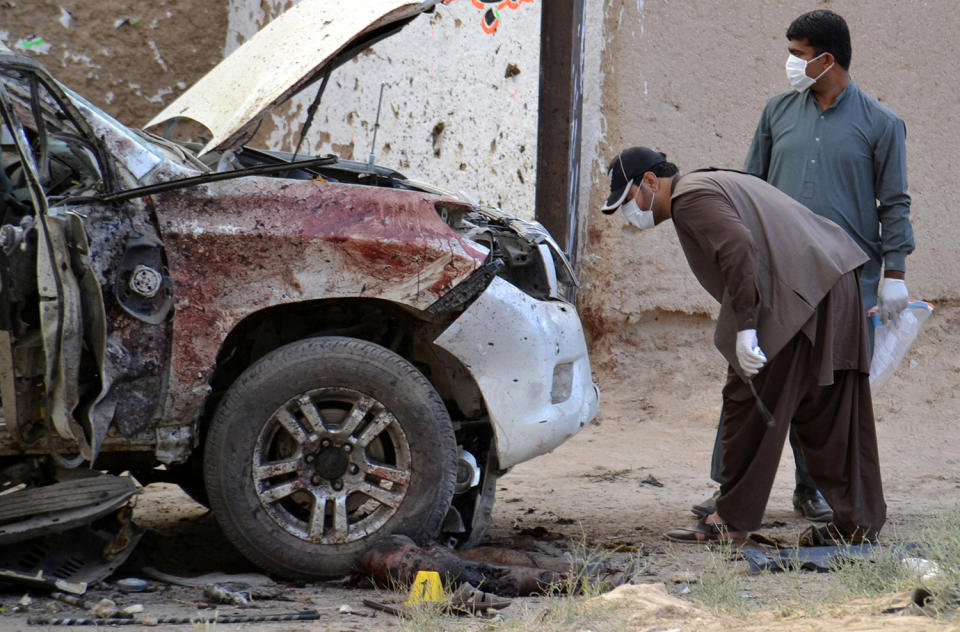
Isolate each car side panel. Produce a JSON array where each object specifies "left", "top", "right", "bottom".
[{"left": 153, "top": 178, "right": 486, "bottom": 453}]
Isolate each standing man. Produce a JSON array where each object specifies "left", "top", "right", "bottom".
[
  {"left": 601, "top": 147, "right": 885, "bottom": 542},
  {"left": 695, "top": 9, "right": 915, "bottom": 524}
]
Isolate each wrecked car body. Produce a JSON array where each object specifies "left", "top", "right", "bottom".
[{"left": 0, "top": 0, "right": 598, "bottom": 579}]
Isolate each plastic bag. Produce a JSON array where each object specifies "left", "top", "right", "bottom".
[{"left": 869, "top": 300, "right": 933, "bottom": 392}]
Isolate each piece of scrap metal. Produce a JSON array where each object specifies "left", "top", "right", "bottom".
[
  {"left": 0, "top": 475, "right": 138, "bottom": 544},
  {"left": 0, "top": 507, "right": 143, "bottom": 594},
  {"left": 26, "top": 610, "right": 320, "bottom": 626}
]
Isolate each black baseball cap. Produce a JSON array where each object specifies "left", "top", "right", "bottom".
[{"left": 601, "top": 146, "right": 667, "bottom": 214}]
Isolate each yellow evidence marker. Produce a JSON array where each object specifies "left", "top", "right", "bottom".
[{"left": 405, "top": 570, "right": 446, "bottom": 604}]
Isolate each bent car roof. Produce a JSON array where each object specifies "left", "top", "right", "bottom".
[{"left": 146, "top": 0, "right": 435, "bottom": 155}]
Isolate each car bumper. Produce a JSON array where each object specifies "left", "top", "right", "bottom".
[{"left": 435, "top": 276, "right": 600, "bottom": 469}]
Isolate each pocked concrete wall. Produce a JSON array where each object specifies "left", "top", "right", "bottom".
[{"left": 227, "top": 0, "right": 543, "bottom": 216}]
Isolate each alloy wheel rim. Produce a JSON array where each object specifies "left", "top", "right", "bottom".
[{"left": 251, "top": 387, "right": 411, "bottom": 544}]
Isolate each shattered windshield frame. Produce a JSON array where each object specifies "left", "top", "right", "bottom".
[{"left": 0, "top": 60, "right": 111, "bottom": 202}]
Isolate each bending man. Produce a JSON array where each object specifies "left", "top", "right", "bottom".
[{"left": 600, "top": 147, "right": 885, "bottom": 542}]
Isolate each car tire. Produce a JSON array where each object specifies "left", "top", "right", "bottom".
[{"left": 203, "top": 336, "right": 457, "bottom": 579}]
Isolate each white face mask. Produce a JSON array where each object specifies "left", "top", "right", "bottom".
[
  {"left": 622, "top": 189, "right": 655, "bottom": 230},
  {"left": 785, "top": 52, "right": 834, "bottom": 92}
]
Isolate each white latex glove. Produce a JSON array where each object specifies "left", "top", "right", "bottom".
[
  {"left": 735, "top": 329, "right": 768, "bottom": 378},
  {"left": 878, "top": 278, "right": 909, "bottom": 323}
]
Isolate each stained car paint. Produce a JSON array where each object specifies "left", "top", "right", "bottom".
[{"left": 153, "top": 178, "right": 486, "bottom": 430}]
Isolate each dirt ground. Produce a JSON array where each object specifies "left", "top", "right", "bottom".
[{"left": 4, "top": 302, "right": 957, "bottom": 630}]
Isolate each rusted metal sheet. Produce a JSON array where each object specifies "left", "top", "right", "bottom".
[{"left": 155, "top": 178, "right": 486, "bottom": 426}]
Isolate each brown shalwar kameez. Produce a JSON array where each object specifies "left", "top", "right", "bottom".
[
  {"left": 669, "top": 170, "right": 886, "bottom": 538},
  {"left": 717, "top": 269, "right": 884, "bottom": 534}
]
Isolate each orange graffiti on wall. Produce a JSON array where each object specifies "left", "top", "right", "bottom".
[{"left": 442, "top": 0, "right": 534, "bottom": 34}]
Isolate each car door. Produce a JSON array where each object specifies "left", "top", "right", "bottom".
[
  {"left": 0, "top": 70, "right": 91, "bottom": 457},
  {"left": 0, "top": 58, "right": 172, "bottom": 464}
]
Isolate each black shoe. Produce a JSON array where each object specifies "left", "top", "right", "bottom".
[
  {"left": 793, "top": 489, "right": 834, "bottom": 522},
  {"left": 691, "top": 490, "right": 720, "bottom": 518}
]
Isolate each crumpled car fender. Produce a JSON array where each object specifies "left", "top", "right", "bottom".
[{"left": 435, "top": 277, "right": 599, "bottom": 469}]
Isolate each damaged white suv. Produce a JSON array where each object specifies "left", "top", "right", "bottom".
[{"left": 0, "top": 0, "right": 598, "bottom": 578}]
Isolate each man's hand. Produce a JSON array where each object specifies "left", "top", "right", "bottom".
[
  {"left": 735, "top": 329, "right": 767, "bottom": 378},
  {"left": 878, "top": 278, "right": 909, "bottom": 323}
]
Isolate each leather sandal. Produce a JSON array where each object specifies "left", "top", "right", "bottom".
[{"left": 665, "top": 517, "right": 748, "bottom": 543}]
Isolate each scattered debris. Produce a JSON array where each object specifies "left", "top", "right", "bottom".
[
  {"left": 517, "top": 526, "right": 565, "bottom": 541},
  {"left": 0, "top": 476, "right": 138, "bottom": 545},
  {"left": 902, "top": 556, "right": 940, "bottom": 582},
  {"left": 26, "top": 610, "right": 321, "bottom": 626},
  {"left": 595, "top": 539, "right": 640, "bottom": 552},
  {"left": 0, "top": 504, "right": 143, "bottom": 595},
  {"left": 338, "top": 603, "right": 374, "bottom": 617},
  {"left": 140, "top": 567, "right": 275, "bottom": 588},
  {"left": 116, "top": 578, "right": 148, "bottom": 593},
  {"left": 91, "top": 598, "right": 120, "bottom": 619},
  {"left": 743, "top": 543, "right": 924, "bottom": 574},
  {"left": 50, "top": 592, "right": 131, "bottom": 619},
  {"left": 14, "top": 37, "right": 51, "bottom": 54},
  {"left": 504, "top": 63, "right": 521, "bottom": 78},
  {"left": 581, "top": 467, "right": 633, "bottom": 482},
  {"left": 640, "top": 474, "right": 664, "bottom": 488},
  {"left": 363, "top": 579, "right": 511, "bottom": 619},
  {"left": 203, "top": 584, "right": 250, "bottom": 607}
]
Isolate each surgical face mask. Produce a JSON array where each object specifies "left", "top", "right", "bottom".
[
  {"left": 622, "top": 189, "right": 655, "bottom": 230},
  {"left": 785, "top": 52, "right": 834, "bottom": 92}
]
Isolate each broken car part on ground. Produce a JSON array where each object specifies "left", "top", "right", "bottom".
[{"left": 0, "top": 0, "right": 598, "bottom": 583}]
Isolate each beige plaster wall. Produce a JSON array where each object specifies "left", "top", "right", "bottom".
[{"left": 579, "top": 0, "right": 959, "bottom": 338}]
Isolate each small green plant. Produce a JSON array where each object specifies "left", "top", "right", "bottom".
[
  {"left": 828, "top": 541, "right": 915, "bottom": 601},
  {"left": 819, "top": 505, "right": 960, "bottom": 618},
  {"left": 900, "top": 505, "right": 960, "bottom": 618},
  {"left": 685, "top": 539, "right": 750, "bottom": 614}
]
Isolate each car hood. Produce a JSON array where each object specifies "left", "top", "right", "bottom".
[{"left": 146, "top": 0, "right": 436, "bottom": 156}]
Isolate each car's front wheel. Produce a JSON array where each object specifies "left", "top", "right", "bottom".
[{"left": 203, "top": 336, "right": 457, "bottom": 578}]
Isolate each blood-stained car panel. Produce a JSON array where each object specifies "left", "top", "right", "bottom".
[{"left": 0, "top": 0, "right": 598, "bottom": 579}]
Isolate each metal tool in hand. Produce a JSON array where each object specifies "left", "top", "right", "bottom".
[{"left": 747, "top": 378, "right": 776, "bottom": 428}]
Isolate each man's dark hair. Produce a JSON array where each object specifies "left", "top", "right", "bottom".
[
  {"left": 651, "top": 161, "right": 679, "bottom": 178},
  {"left": 786, "top": 10, "right": 852, "bottom": 70}
]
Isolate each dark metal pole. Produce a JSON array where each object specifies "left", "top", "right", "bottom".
[{"left": 535, "top": 0, "right": 587, "bottom": 273}]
